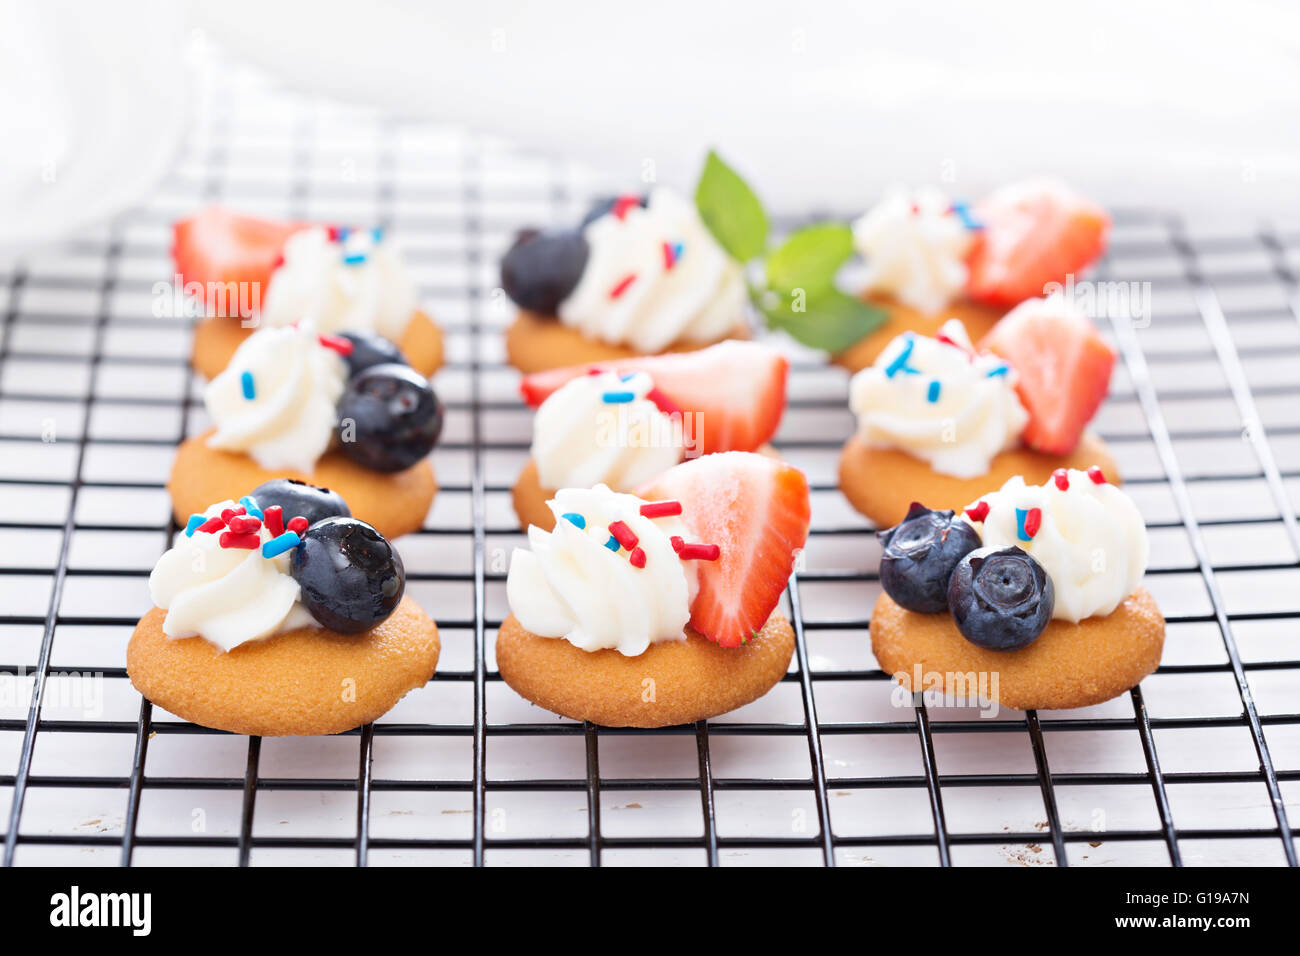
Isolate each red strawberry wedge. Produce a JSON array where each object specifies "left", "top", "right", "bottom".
[
  {"left": 640, "top": 452, "right": 810, "bottom": 647},
  {"left": 965, "top": 180, "right": 1110, "bottom": 307},
  {"left": 980, "top": 297, "right": 1117, "bottom": 455},
  {"left": 172, "top": 207, "right": 303, "bottom": 300},
  {"left": 518, "top": 340, "right": 788, "bottom": 455}
]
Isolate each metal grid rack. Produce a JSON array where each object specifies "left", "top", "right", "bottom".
[{"left": 1, "top": 54, "right": 1298, "bottom": 867}]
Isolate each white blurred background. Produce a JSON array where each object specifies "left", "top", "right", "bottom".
[{"left": 3, "top": 0, "right": 1299, "bottom": 247}]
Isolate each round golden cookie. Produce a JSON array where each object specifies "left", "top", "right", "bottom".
[
  {"left": 190, "top": 309, "right": 444, "bottom": 381},
  {"left": 838, "top": 431, "right": 1119, "bottom": 529},
  {"left": 127, "top": 596, "right": 440, "bottom": 736},
  {"left": 169, "top": 428, "right": 435, "bottom": 541},
  {"left": 512, "top": 458, "right": 556, "bottom": 532},
  {"left": 496, "top": 613, "right": 795, "bottom": 728},
  {"left": 833, "top": 297, "right": 1006, "bottom": 373},
  {"left": 504, "top": 309, "right": 749, "bottom": 374},
  {"left": 870, "top": 588, "right": 1164, "bottom": 711}
]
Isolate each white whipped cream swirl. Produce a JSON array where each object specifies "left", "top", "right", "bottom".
[
  {"left": 849, "top": 320, "right": 1028, "bottom": 478},
  {"left": 261, "top": 227, "right": 417, "bottom": 340},
  {"left": 506, "top": 485, "right": 697, "bottom": 656},
  {"left": 149, "top": 499, "right": 317, "bottom": 651},
  {"left": 532, "top": 370, "right": 684, "bottom": 491},
  {"left": 962, "top": 471, "right": 1149, "bottom": 623},
  {"left": 852, "top": 186, "right": 976, "bottom": 314},
  {"left": 205, "top": 324, "right": 347, "bottom": 474},
  {"left": 558, "top": 187, "right": 745, "bottom": 352}
]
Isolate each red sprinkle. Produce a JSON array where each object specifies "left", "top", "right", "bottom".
[
  {"left": 677, "top": 543, "right": 721, "bottom": 561},
  {"left": 645, "top": 387, "right": 681, "bottom": 417},
  {"left": 670, "top": 535, "right": 685, "bottom": 552},
  {"left": 219, "top": 506, "right": 246, "bottom": 524},
  {"left": 317, "top": 332, "right": 355, "bottom": 356},
  {"left": 271, "top": 253, "right": 285, "bottom": 270},
  {"left": 1087, "top": 465, "right": 1107, "bottom": 485},
  {"left": 608, "top": 520, "right": 638, "bottom": 550},
  {"left": 219, "top": 531, "right": 260, "bottom": 550},
  {"left": 586, "top": 366, "right": 605, "bottom": 376},
  {"left": 1023, "top": 507, "right": 1043, "bottom": 538},
  {"left": 640, "top": 500, "right": 683, "bottom": 519},
  {"left": 1052, "top": 468, "right": 1070, "bottom": 491},
  {"left": 287, "top": 516, "right": 309, "bottom": 535},
  {"left": 608, "top": 273, "right": 637, "bottom": 300},
  {"left": 628, "top": 547, "right": 646, "bottom": 569},
  {"left": 197, "top": 515, "right": 226, "bottom": 534},
  {"left": 965, "top": 500, "right": 989, "bottom": 523},
  {"left": 661, "top": 240, "right": 676, "bottom": 270},
  {"left": 264, "top": 506, "right": 285, "bottom": 538},
  {"left": 610, "top": 195, "right": 641, "bottom": 220},
  {"left": 326, "top": 225, "right": 341, "bottom": 241},
  {"left": 227, "top": 515, "right": 262, "bottom": 534}
]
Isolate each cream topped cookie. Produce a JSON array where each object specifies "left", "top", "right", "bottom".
[
  {"left": 557, "top": 188, "right": 745, "bottom": 353},
  {"left": 849, "top": 319, "right": 1028, "bottom": 479},
  {"left": 852, "top": 187, "right": 977, "bottom": 315},
  {"left": 205, "top": 324, "right": 348, "bottom": 474},
  {"left": 260, "top": 226, "right": 417, "bottom": 341},
  {"left": 531, "top": 371, "right": 685, "bottom": 492},
  {"left": 153, "top": 498, "right": 317, "bottom": 652},
  {"left": 961, "top": 467, "right": 1148, "bottom": 623},
  {"left": 507, "top": 485, "right": 698, "bottom": 656}
]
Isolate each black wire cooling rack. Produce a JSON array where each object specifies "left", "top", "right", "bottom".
[{"left": 0, "top": 55, "right": 1298, "bottom": 867}]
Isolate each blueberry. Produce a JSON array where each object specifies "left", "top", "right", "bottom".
[
  {"left": 500, "top": 228, "right": 588, "bottom": 315},
  {"left": 249, "top": 478, "right": 351, "bottom": 526},
  {"left": 580, "top": 194, "right": 647, "bottom": 227},
  {"left": 947, "top": 546, "right": 1055, "bottom": 651},
  {"left": 339, "top": 331, "right": 408, "bottom": 378},
  {"left": 291, "top": 517, "right": 404, "bottom": 633},
  {"left": 336, "top": 363, "right": 443, "bottom": 472},
  {"left": 877, "top": 502, "right": 982, "bottom": 613}
]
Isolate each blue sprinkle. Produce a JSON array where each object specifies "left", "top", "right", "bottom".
[
  {"left": 336, "top": 226, "right": 352, "bottom": 242},
  {"left": 885, "top": 335, "right": 917, "bottom": 379},
  {"left": 672, "top": 241, "right": 684, "bottom": 262},
  {"left": 239, "top": 495, "right": 264, "bottom": 521},
  {"left": 950, "top": 200, "right": 984, "bottom": 231},
  {"left": 240, "top": 370, "right": 256, "bottom": 400},
  {"left": 1015, "top": 507, "right": 1033, "bottom": 542},
  {"left": 604, "top": 534, "right": 620, "bottom": 552},
  {"left": 184, "top": 514, "right": 205, "bottom": 537},
  {"left": 985, "top": 364, "right": 1009, "bottom": 378},
  {"left": 370, "top": 226, "right": 384, "bottom": 243},
  {"left": 261, "top": 531, "right": 302, "bottom": 559},
  {"left": 561, "top": 513, "right": 586, "bottom": 530},
  {"left": 620, "top": 373, "right": 636, "bottom": 383},
  {"left": 602, "top": 391, "right": 635, "bottom": 404},
  {"left": 927, "top": 380, "right": 941, "bottom": 403},
  {"left": 342, "top": 252, "right": 368, "bottom": 266}
]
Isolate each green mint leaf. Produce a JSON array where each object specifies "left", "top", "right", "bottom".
[
  {"left": 760, "top": 287, "right": 887, "bottom": 354},
  {"left": 695, "top": 150, "right": 769, "bottom": 263},
  {"left": 765, "top": 222, "right": 854, "bottom": 294}
]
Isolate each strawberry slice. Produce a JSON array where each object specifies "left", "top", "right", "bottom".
[
  {"left": 518, "top": 340, "right": 788, "bottom": 454},
  {"left": 979, "top": 297, "right": 1117, "bottom": 455},
  {"left": 965, "top": 180, "right": 1110, "bottom": 306},
  {"left": 640, "top": 452, "right": 810, "bottom": 647},
  {"left": 172, "top": 207, "right": 304, "bottom": 299}
]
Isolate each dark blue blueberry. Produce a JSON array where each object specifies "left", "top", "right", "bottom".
[
  {"left": 249, "top": 478, "right": 351, "bottom": 526},
  {"left": 291, "top": 517, "right": 404, "bottom": 633},
  {"left": 336, "top": 363, "right": 443, "bottom": 473},
  {"left": 877, "top": 502, "right": 982, "bottom": 613},
  {"left": 947, "top": 546, "right": 1054, "bottom": 651},
  {"left": 339, "top": 331, "right": 408, "bottom": 378},
  {"left": 500, "top": 228, "right": 588, "bottom": 315},
  {"left": 580, "top": 194, "right": 647, "bottom": 227}
]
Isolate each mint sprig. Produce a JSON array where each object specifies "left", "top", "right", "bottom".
[{"left": 694, "top": 152, "right": 885, "bottom": 353}]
